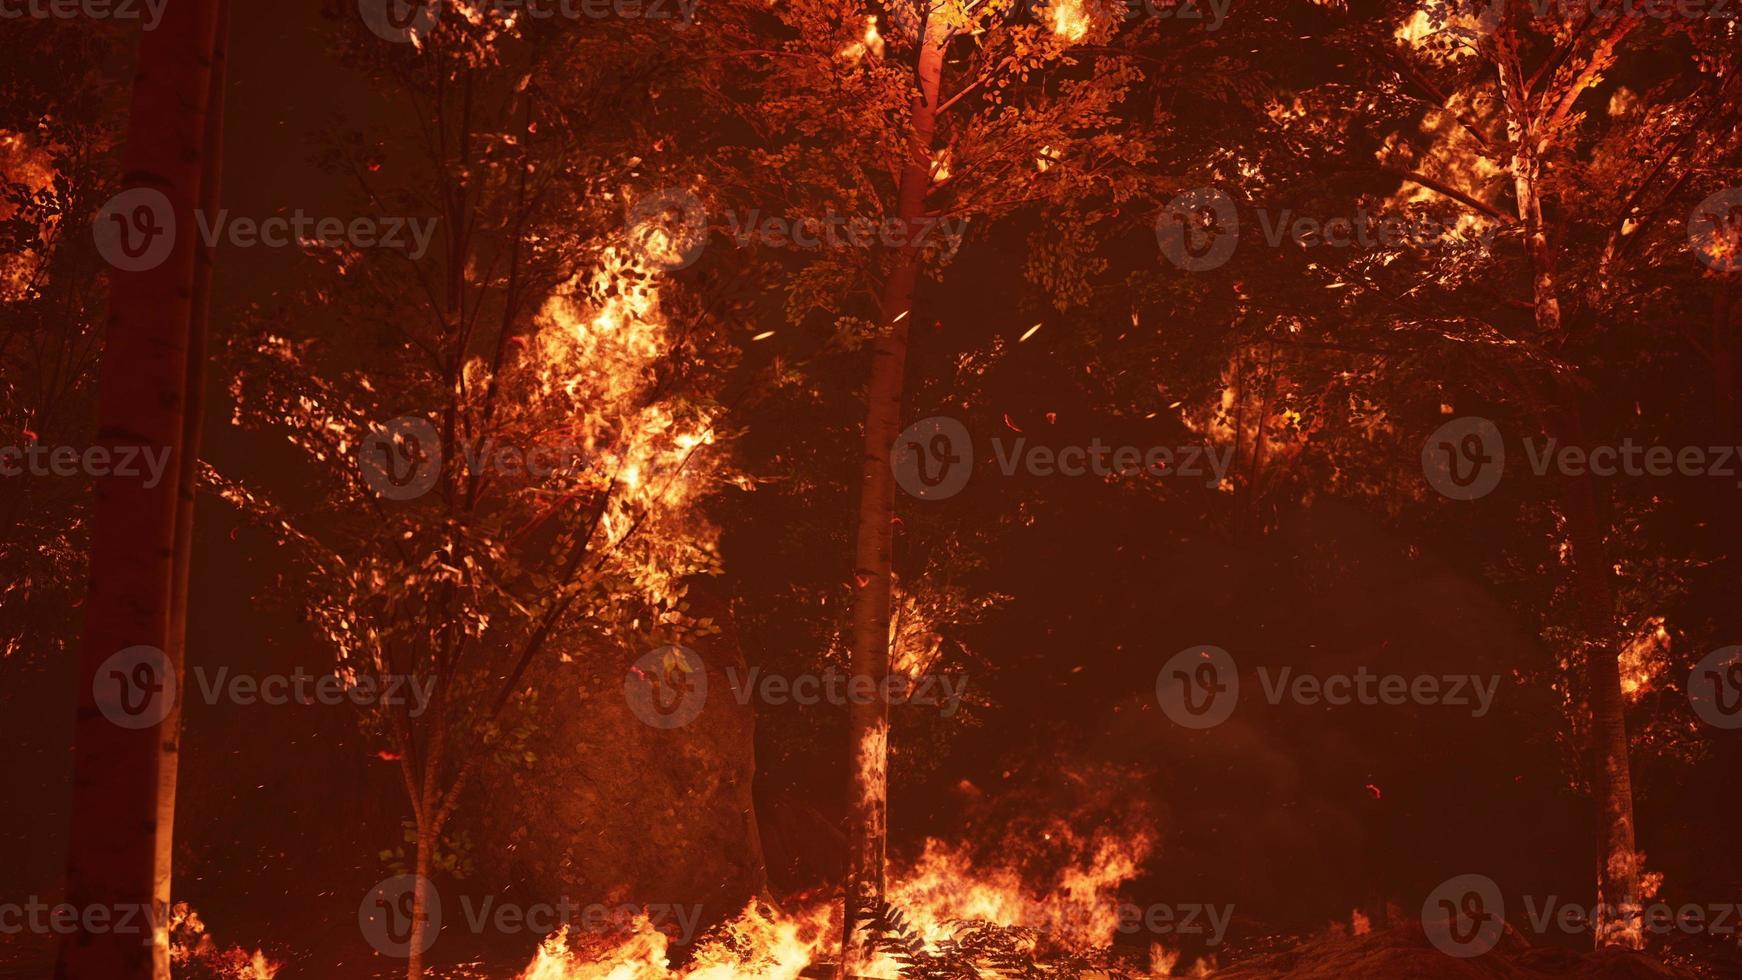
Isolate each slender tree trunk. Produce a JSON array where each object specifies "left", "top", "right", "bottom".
[
  {"left": 158, "top": 0, "right": 230, "bottom": 955},
  {"left": 1497, "top": 33, "right": 1641, "bottom": 945},
  {"left": 57, "top": 2, "right": 225, "bottom": 978},
  {"left": 1563, "top": 453, "right": 1643, "bottom": 949},
  {"left": 407, "top": 817, "right": 438, "bottom": 980},
  {"left": 838, "top": 20, "right": 947, "bottom": 979}
]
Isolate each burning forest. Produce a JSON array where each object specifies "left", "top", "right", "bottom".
[{"left": 3, "top": 0, "right": 1742, "bottom": 977}]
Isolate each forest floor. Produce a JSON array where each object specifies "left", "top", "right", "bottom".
[{"left": 1206, "top": 923, "right": 1724, "bottom": 979}]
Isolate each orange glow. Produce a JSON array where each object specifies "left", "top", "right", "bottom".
[
  {"left": 518, "top": 822, "right": 1154, "bottom": 978},
  {"left": 167, "top": 903, "right": 281, "bottom": 980}
]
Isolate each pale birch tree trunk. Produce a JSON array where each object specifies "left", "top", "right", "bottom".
[
  {"left": 838, "top": 17, "right": 949, "bottom": 978},
  {"left": 58, "top": 2, "right": 225, "bottom": 977}
]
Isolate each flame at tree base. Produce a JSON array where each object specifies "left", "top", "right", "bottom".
[{"left": 517, "top": 825, "right": 1175, "bottom": 979}]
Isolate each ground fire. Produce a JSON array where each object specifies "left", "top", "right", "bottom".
[{"left": 3, "top": 0, "right": 1741, "bottom": 978}]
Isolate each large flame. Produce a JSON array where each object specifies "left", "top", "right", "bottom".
[
  {"left": 1048, "top": 0, "right": 1091, "bottom": 41},
  {"left": 517, "top": 822, "right": 1154, "bottom": 979},
  {"left": 0, "top": 130, "right": 57, "bottom": 301},
  {"left": 167, "top": 903, "right": 281, "bottom": 980}
]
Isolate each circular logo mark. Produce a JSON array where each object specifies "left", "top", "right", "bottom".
[
  {"left": 1467, "top": 0, "right": 1507, "bottom": 36},
  {"left": 891, "top": 416, "right": 973, "bottom": 501},
  {"left": 93, "top": 188, "right": 176, "bottom": 272},
  {"left": 1422, "top": 416, "right": 1505, "bottom": 501},
  {"left": 1156, "top": 645, "right": 1238, "bottom": 730},
  {"left": 1689, "top": 645, "right": 1742, "bottom": 729},
  {"left": 626, "top": 187, "right": 707, "bottom": 271},
  {"left": 625, "top": 644, "right": 708, "bottom": 729},
  {"left": 1689, "top": 188, "right": 1742, "bottom": 272},
  {"left": 359, "top": 874, "right": 442, "bottom": 958},
  {"left": 359, "top": 416, "right": 443, "bottom": 501},
  {"left": 1422, "top": 873, "right": 1504, "bottom": 958},
  {"left": 93, "top": 645, "right": 176, "bottom": 729},
  {"left": 1155, "top": 187, "right": 1238, "bottom": 272},
  {"left": 359, "top": 0, "right": 442, "bottom": 43}
]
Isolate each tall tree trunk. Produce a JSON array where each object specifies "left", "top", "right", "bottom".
[
  {"left": 838, "top": 19, "right": 947, "bottom": 979},
  {"left": 1563, "top": 453, "right": 1643, "bottom": 949},
  {"left": 407, "top": 818, "right": 438, "bottom": 980},
  {"left": 58, "top": 2, "right": 225, "bottom": 978},
  {"left": 1497, "top": 32, "right": 1641, "bottom": 947},
  {"left": 159, "top": 0, "right": 230, "bottom": 955}
]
